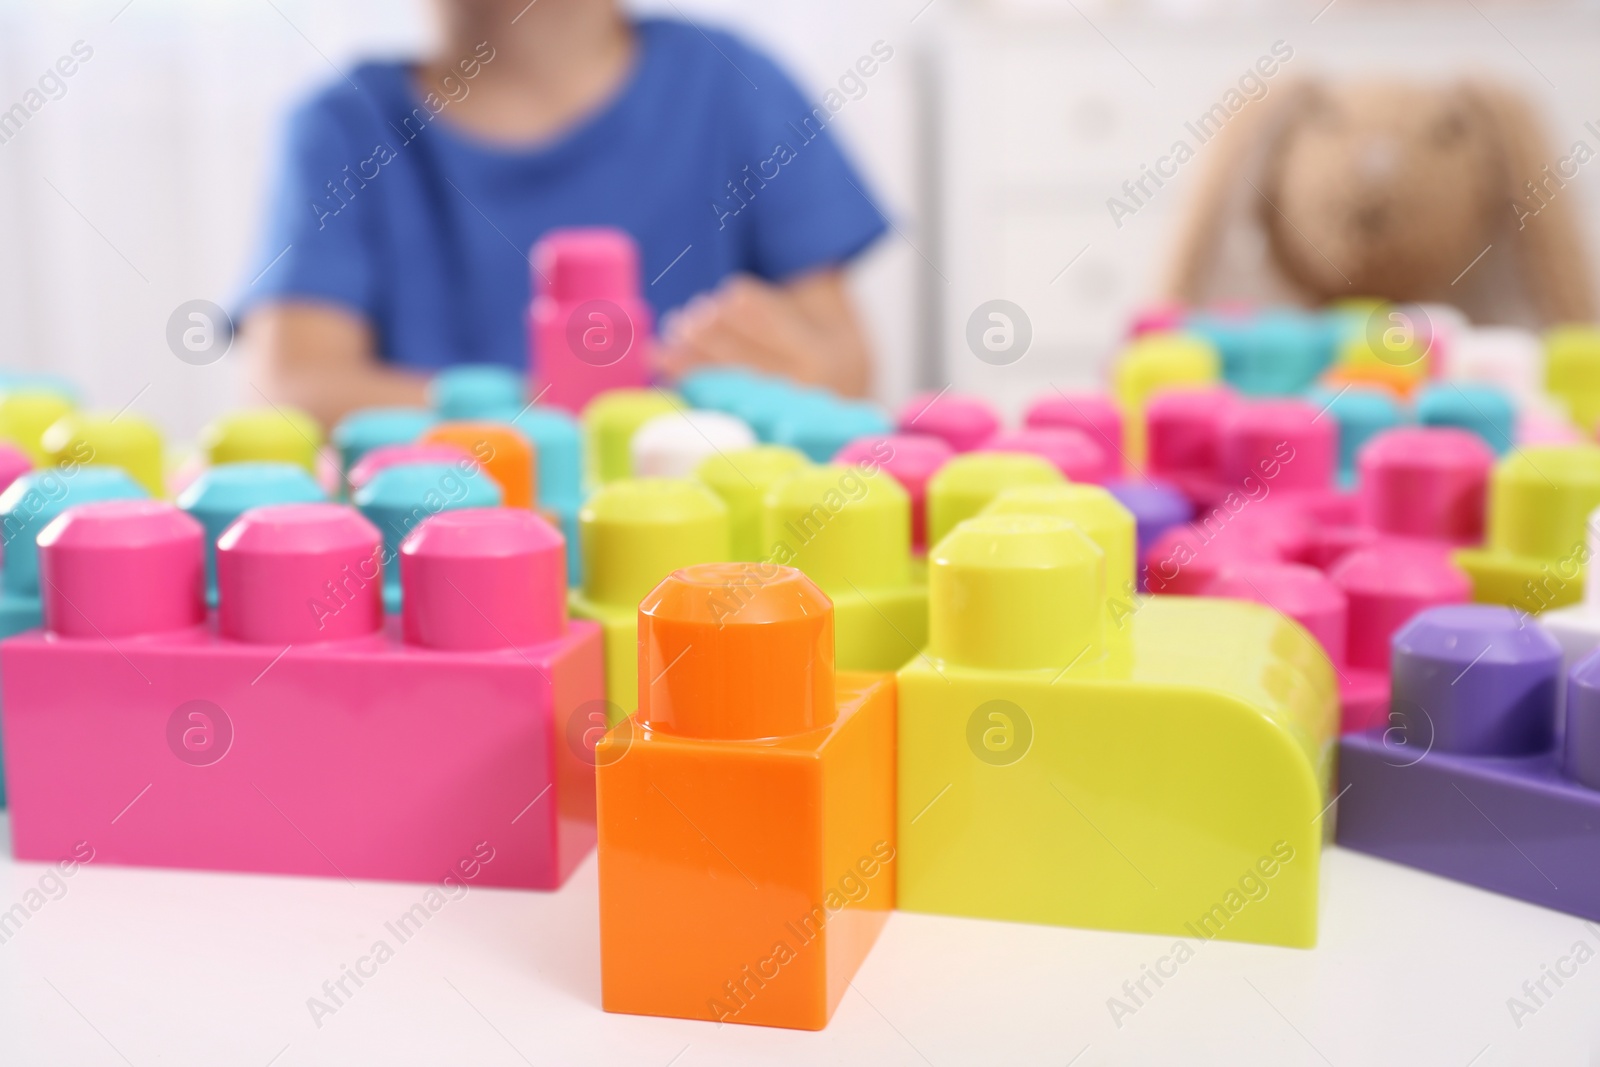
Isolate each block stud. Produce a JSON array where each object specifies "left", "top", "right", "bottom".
[
  {"left": 834, "top": 434, "right": 952, "bottom": 553},
  {"left": 1357, "top": 427, "right": 1492, "bottom": 543},
  {"left": 1217, "top": 399, "right": 1334, "bottom": 494},
  {"left": 982, "top": 483, "right": 1136, "bottom": 595},
  {"left": 419, "top": 421, "right": 535, "bottom": 509},
  {"left": 762, "top": 464, "right": 910, "bottom": 593},
  {"left": 401, "top": 508, "right": 566, "bottom": 650},
  {"left": 580, "top": 479, "right": 729, "bottom": 607},
  {"left": 925, "top": 452, "right": 1064, "bottom": 549},
  {"left": 217, "top": 503, "right": 384, "bottom": 644},
  {"left": 38, "top": 500, "right": 205, "bottom": 638},
  {"left": 694, "top": 445, "right": 809, "bottom": 561}
]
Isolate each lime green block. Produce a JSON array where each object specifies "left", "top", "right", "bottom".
[
  {"left": 980, "top": 482, "right": 1137, "bottom": 598},
  {"left": 569, "top": 478, "right": 730, "bottom": 719},
  {"left": 1112, "top": 332, "right": 1219, "bottom": 465},
  {"left": 898, "top": 514, "right": 1335, "bottom": 947},
  {"left": 1454, "top": 444, "right": 1600, "bottom": 613},
  {"left": 763, "top": 463, "right": 925, "bottom": 671},
  {"left": 1545, "top": 325, "right": 1600, "bottom": 432},
  {"left": 0, "top": 391, "right": 74, "bottom": 466},
  {"left": 582, "top": 389, "right": 679, "bottom": 486},
  {"left": 201, "top": 407, "right": 324, "bottom": 473},
  {"left": 925, "top": 452, "right": 1064, "bottom": 551},
  {"left": 42, "top": 411, "right": 166, "bottom": 497},
  {"left": 695, "top": 445, "right": 809, "bottom": 561}
]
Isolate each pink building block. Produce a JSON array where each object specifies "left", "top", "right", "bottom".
[
  {"left": 1144, "top": 386, "right": 1236, "bottom": 504},
  {"left": 2, "top": 502, "right": 603, "bottom": 888},
  {"left": 347, "top": 442, "right": 474, "bottom": 493},
  {"left": 895, "top": 392, "right": 1000, "bottom": 453},
  {"left": 1142, "top": 519, "right": 1287, "bottom": 596},
  {"left": 834, "top": 433, "right": 954, "bottom": 552},
  {"left": 1023, "top": 393, "right": 1124, "bottom": 476},
  {"left": 1357, "top": 426, "right": 1492, "bottom": 544},
  {"left": 984, "top": 428, "right": 1111, "bottom": 484},
  {"left": 528, "top": 228, "right": 653, "bottom": 413},
  {"left": 1217, "top": 398, "right": 1336, "bottom": 499}
]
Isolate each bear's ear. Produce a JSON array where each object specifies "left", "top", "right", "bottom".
[
  {"left": 1460, "top": 79, "right": 1595, "bottom": 325},
  {"left": 1161, "top": 78, "right": 1326, "bottom": 309}
]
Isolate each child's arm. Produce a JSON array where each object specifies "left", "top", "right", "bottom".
[
  {"left": 656, "top": 268, "right": 872, "bottom": 397},
  {"left": 243, "top": 301, "right": 428, "bottom": 429}
]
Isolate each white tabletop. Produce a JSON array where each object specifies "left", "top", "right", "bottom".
[{"left": 0, "top": 814, "right": 1595, "bottom": 1066}]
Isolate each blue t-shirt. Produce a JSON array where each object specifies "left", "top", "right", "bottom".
[{"left": 239, "top": 18, "right": 888, "bottom": 371}]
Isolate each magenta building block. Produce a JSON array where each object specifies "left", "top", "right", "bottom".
[
  {"left": 835, "top": 433, "right": 953, "bottom": 553},
  {"left": 984, "top": 427, "right": 1110, "bottom": 484},
  {"left": 1144, "top": 385, "right": 1236, "bottom": 505},
  {"left": 1357, "top": 426, "right": 1492, "bottom": 544},
  {"left": 895, "top": 391, "right": 1000, "bottom": 453},
  {"left": 1203, "top": 562, "right": 1348, "bottom": 664},
  {"left": 1218, "top": 398, "right": 1336, "bottom": 496},
  {"left": 1142, "top": 519, "right": 1286, "bottom": 595},
  {"left": 1023, "top": 393, "right": 1124, "bottom": 475},
  {"left": 528, "top": 228, "right": 653, "bottom": 413},
  {"left": 1337, "top": 605, "right": 1600, "bottom": 922},
  {"left": 1, "top": 502, "right": 603, "bottom": 888}
]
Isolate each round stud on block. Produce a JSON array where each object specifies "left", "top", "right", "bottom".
[
  {"left": 694, "top": 445, "right": 808, "bottom": 562},
  {"left": 721, "top": 381, "right": 822, "bottom": 442},
  {"left": 834, "top": 433, "right": 953, "bottom": 553},
  {"left": 332, "top": 407, "right": 436, "bottom": 479},
  {"left": 38, "top": 500, "right": 205, "bottom": 638},
  {"left": 1305, "top": 384, "right": 1407, "bottom": 487},
  {"left": 582, "top": 389, "right": 679, "bottom": 484},
  {"left": 1416, "top": 381, "right": 1515, "bottom": 455},
  {"left": 631, "top": 409, "right": 757, "bottom": 479},
  {"left": 1203, "top": 562, "right": 1348, "bottom": 665},
  {"left": 1111, "top": 331, "right": 1221, "bottom": 463},
  {"left": 925, "top": 452, "right": 1065, "bottom": 549},
  {"left": 984, "top": 428, "right": 1110, "bottom": 484},
  {"left": 1330, "top": 544, "right": 1471, "bottom": 674},
  {"left": 495, "top": 406, "right": 583, "bottom": 507},
  {"left": 1142, "top": 520, "right": 1286, "bottom": 596},
  {"left": 0, "top": 390, "right": 74, "bottom": 466},
  {"left": 428, "top": 365, "right": 525, "bottom": 421},
  {"left": 1145, "top": 385, "right": 1236, "bottom": 493},
  {"left": 771, "top": 399, "right": 892, "bottom": 464},
  {"left": 1564, "top": 648, "right": 1600, "bottom": 789},
  {"left": 1217, "top": 399, "right": 1335, "bottom": 494},
  {"left": 401, "top": 508, "right": 566, "bottom": 650},
  {"left": 1023, "top": 392, "right": 1124, "bottom": 474},
  {"left": 1391, "top": 604, "right": 1561, "bottom": 756},
  {"left": 638, "top": 563, "right": 835, "bottom": 740},
  {"left": 1191, "top": 308, "right": 1339, "bottom": 396},
  {"left": 1457, "top": 446, "right": 1600, "bottom": 609},
  {"left": 176, "top": 462, "right": 327, "bottom": 600},
  {"left": 420, "top": 422, "right": 534, "bottom": 508},
  {"left": 0, "top": 467, "right": 146, "bottom": 596},
  {"left": 354, "top": 462, "right": 503, "bottom": 611},
  {"left": 929, "top": 514, "right": 1105, "bottom": 671},
  {"left": 1544, "top": 324, "right": 1600, "bottom": 431},
  {"left": 1105, "top": 478, "right": 1193, "bottom": 558},
  {"left": 217, "top": 503, "right": 384, "bottom": 644},
  {"left": 1536, "top": 503, "right": 1600, "bottom": 675},
  {"left": 762, "top": 463, "right": 911, "bottom": 592},
  {"left": 895, "top": 392, "right": 1001, "bottom": 453},
  {"left": 579, "top": 479, "right": 729, "bottom": 607},
  {"left": 346, "top": 443, "right": 472, "bottom": 494},
  {"left": 1357, "top": 427, "right": 1492, "bottom": 543},
  {"left": 529, "top": 229, "right": 654, "bottom": 412},
  {"left": 0, "top": 442, "right": 31, "bottom": 496},
  {"left": 982, "top": 484, "right": 1136, "bottom": 595},
  {"left": 41, "top": 411, "right": 166, "bottom": 497},
  {"left": 676, "top": 366, "right": 765, "bottom": 413},
  {"left": 200, "top": 407, "right": 323, "bottom": 473}
]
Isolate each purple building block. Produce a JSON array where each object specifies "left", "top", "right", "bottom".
[
  {"left": 1337, "top": 605, "right": 1600, "bottom": 920},
  {"left": 1106, "top": 478, "right": 1193, "bottom": 560}
]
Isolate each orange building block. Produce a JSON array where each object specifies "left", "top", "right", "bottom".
[
  {"left": 596, "top": 563, "right": 896, "bottom": 1030},
  {"left": 420, "top": 421, "right": 536, "bottom": 508}
]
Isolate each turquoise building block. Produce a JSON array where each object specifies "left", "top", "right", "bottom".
[
  {"left": 332, "top": 407, "right": 437, "bottom": 486},
  {"left": 483, "top": 403, "right": 587, "bottom": 586},
  {"left": 1305, "top": 384, "right": 1408, "bottom": 486},
  {"left": 353, "top": 462, "right": 502, "bottom": 613},
  {"left": 429, "top": 365, "right": 525, "bottom": 420},
  {"left": 677, "top": 366, "right": 766, "bottom": 412},
  {"left": 1191, "top": 309, "right": 1340, "bottom": 396},
  {"left": 771, "top": 399, "right": 893, "bottom": 462},
  {"left": 176, "top": 463, "right": 327, "bottom": 605},
  {"left": 1417, "top": 381, "right": 1515, "bottom": 455}
]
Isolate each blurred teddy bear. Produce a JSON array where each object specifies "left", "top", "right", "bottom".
[{"left": 1164, "top": 78, "right": 1595, "bottom": 326}]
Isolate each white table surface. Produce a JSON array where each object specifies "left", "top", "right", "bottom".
[{"left": 0, "top": 814, "right": 1595, "bottom": 1067}]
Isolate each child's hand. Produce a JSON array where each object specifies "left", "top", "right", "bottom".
[{"left": 656, "top": 271, "right": 871, "bottom": 396}]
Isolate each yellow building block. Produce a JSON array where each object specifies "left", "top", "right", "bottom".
[
  {"left": 1545, "top": 324, "right": 1600, "bottom": 433},
  {"left": 0, "top": 391, "right": 74, "bottom": 467},
  {"left": 569, "top": 479, "right": 730, "bottom": 720},
  {"left": 582, "top": 389, "right": 679, "bottom": 485},
  {"left": 980, "top": 483, "right": 1136, "bottom": 605},
  {"left": 41, "top": 411, "right": 166, "bottom": 497},
  {"left": 925, "top": 452, "right": 1063, "bottom": 549},
  {"left": 200, "top": 407, "right": 324, "bottom": 473},
  {"left": 694, "top": 445, "right": 808, "bottom": 561},
  {"left": 898, "top": 514, "right": 1335, "bottom": 947},
  {"left": 1111, "top": 332, "right": 1219, "bottom": 465}
]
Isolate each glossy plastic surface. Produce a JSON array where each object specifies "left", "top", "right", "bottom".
[{"left": 529, "top": 228, "right": 653, "bottom": 411}]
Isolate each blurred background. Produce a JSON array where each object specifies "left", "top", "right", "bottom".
[{"left": 2, "top": 0, "right": 1598, "bottom": 439}]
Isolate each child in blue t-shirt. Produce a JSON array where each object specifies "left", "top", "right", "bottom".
[{"left": 239, "top": 0, "right": 888, "bottom": 426}]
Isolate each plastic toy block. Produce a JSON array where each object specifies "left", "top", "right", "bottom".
[
  {"left": 429, "top": 364, "right": 525, "bottom": 420},
  {"left": 772, "top": 399, "right": 892, "bottom": 464},
  {"left": 695, "top": 446, "right": 809, "bottom": 562},
  {"left": 490, "top": 405, "right": 585, "bottom": 584},
  {"left": 332, "top": 407, "right": 436, "bottom": 484},
  {"left": 1190, "top": 308, "right": 1338, "bottom": 396},
  {"left": 924, "top": 452, "right": 1064, "bottom": 549},
  {"left": 570, "top": 479, "right": 729, "bottom": 718},
  {"left": 1326, "top": 543, "right": 1471, "bottom": 732},
  {"left": 1144, "top": 385, "right": 1236, "bottom": 504},
  {"left": 896, "top": 391, "right": 1000, "bottom": 453},
  {"left": 676, "top": 365, "right": 765, "bottom": 412},
  {"left": 42, "top": 411, "right": 165, "bottom": 497},
  {"left": 762, "top": 464, "right": 923, "bottom": 672},
  {"left": 834, "top": 434, "right": 952, "bottom": 553},
  {"left": 981, "top": 484, "right": 1136, "bottom": 607},
  {"left": 353, "top": 461, "right": 503, "bottom": 613},
  {"left": 1333, "top": 326, "right": 1434, "bottom": 397},
  {"left": 0, "top": 390, "right": 74, "bottom": 466},
  {"left": 582, "top": 389, "right": 678, "bottom": 484},
  {"left": 631, "top": 409, "right": 757, "bottom": 478},
  {"left": 596, "top": 563, "right": 895, "bottom": 1030},
  {"left": 176, "top": 463, "right": 326, "bottom": 603},
  {"left": 897, "top": 514, "right": 1333, "bottom": 946},
  {"left": 529, "top": 228, "right": 653, "bottom": 412},
  {"left": 0, "top": 444, "right": 31, "bottom": 497},
  {"left": 1023, "top": 392, "right": 1124, "bottom": 475},
  {"left": 1455, "top": 445, "right": 1600, "bottom": 612},
  {"left": 723, "top": 381, "right": 831, "bottom": 442},
  {"left": 984, "top": 428, "right": 1110, "bottom": 484},
  {"left": 1336, "top": 605, "right": 1600, "bottom": 921},
  {"left": 1, "top": 502, "right": 603, "bottom": 887},
  {"left": 1217, "top": 398, "right": 1336, "bottom": 502},
  {"left": 1357, "top": 427, "right": 1492, "bottom": 544},
  {"left": 420, "top": 422, "right": 535, "bottom": 509},
  {"left": 1416, "top": 382, "right": 1515, "bottom": 455},
  {"left": 1142, "top": 515, "right": 1288, "bottom": 596},
  {"left": 1105, "top": 479, "right": 1192, "bottom": 561},
  {"left": 1305, "top": 384, "right": 1406, "bottom": 488},
  {"left": 200, "top": 408, "right": 323, "bottom": 473},
  {"left": 1204, "top": 563, "right": 1345, "bottom": 662},
  {"left": 1536, "top": 504, "right": 1600, "bottom": 676},
  {"left": 1544, "top": 324, "right": 1600, "bottom": 432},
  {"left": 346, "top": 443, "right": 473, "bottom": 493},
  {"left": 1111, "top": 331, "right": 1220, "bottom": 464}
]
